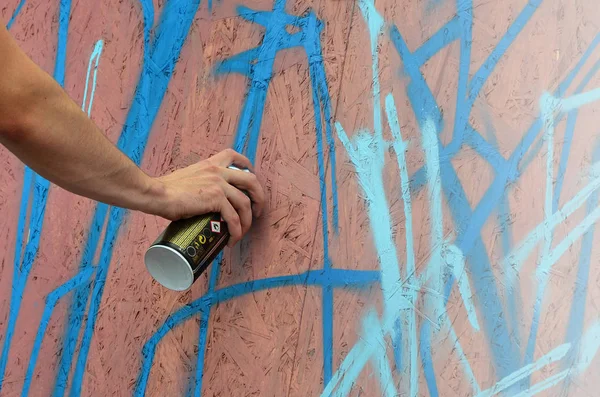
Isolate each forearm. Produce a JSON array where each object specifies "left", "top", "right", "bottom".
[
  {"left": 0, "top": 27, "right": 163, "bottom": 214},
  {"left": 3, "top": 87, "right": 163, "bottom": 212}
]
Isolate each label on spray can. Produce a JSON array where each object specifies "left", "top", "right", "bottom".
[{"left": 144, "top": 165, "right": 250, "bottom": 291}]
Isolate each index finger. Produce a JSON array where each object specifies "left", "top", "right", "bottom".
[
  {"left": 222, "top": 168, "right": 265, "bottom": 217},
  {"left": 214, "top": 148, "right": 253, "bottom": 171}
]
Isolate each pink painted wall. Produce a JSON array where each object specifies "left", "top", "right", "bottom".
[{"left": 1, "top": 0, "right": 600, "bottom": 396}]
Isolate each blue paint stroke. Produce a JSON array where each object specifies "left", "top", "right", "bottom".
[
  {"left": 214, "top": 2, "right": 339, "bottom": 383},
  {"left": 134, "top": 268, "right": 379, "bottom": 396},
  {"left": 52, "top": 204, "right": 108, "bottom": 397},
  {"left": 0, "top": 0, "right": 71, "bottom": 391},
  {"left": 477, "top": 106, "right": 521, "bottom": 342},
  {"left": 420, "top": 322, "right": 439, "bottom": 397},
  {"left": 553, "top": 59, "right": 600, "bottom": 212},
  {"left": 6, "top": 0, "right": 26, "bottom": 29},
  {"left": 412, "top": 17, "right": 461, "bottom": 67},
  {"left": 21, "top": 267, "right": 95, "bottom": 397},
  {"left": 189, "top": 252, "right": 223, "bottom": 397},
  {"left": 447, "top": 0, "right": 473, "bottom": 163}
]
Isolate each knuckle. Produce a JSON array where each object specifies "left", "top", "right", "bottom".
[
  {"left": 207, "top": 185, "right": 223, "bottom": 199},
  {"left": 242, "top": 195, "right": 252, "bottom": 210},
  {"left": 206, "top": 164, "right": 220, "bottom": 174},
  {"left": 248, "top": 172, "right": 259, "bottom": 184},
  {"left": 224, "top": 148, "right": 236, "bottom": 157}
]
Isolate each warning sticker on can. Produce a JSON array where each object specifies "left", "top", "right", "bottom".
[{"left": 210, "top": 221, "right": 221, "bottom": 233}]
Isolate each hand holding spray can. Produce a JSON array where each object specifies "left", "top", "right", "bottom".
[{"left": 144, "top": 165, "right": 251, "bottom": 291}]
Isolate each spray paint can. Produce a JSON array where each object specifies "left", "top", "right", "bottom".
[{"left": 144, "top": 165, "right": 250, "bottom": 291}]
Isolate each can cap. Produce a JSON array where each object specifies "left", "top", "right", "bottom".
[{"left": 145, "top": 245, "right": 193, "bottom": 291}]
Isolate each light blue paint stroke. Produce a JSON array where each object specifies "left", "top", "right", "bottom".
[
  {"left": 538, "top": 202, "right": 600, "bottom": 281},
  {"left": 560, "top": 87, "right": 600, "bottom": 112},
  {"left": 321, "top": 2, "right": 409, "bottom": 392},
  {"left": 517, "top": 34, "right": 600, "bottom": 175},
  {"left": 522, "top": 93, "right": 560, "bottom": 368},
  {"left": 392, "top": 318, "right": 402, "bottom": 372},
  {"left": 475, "top": 342, "right": 571, "bottom": 397},
  {"left": 0, "top": 0, "right": 71, "bottom": 391},
  {"left": 81, "top": 40, "right": 104, "bottom": 116},
  {"left": 421, "top": 118, "right": 445, "bottom": 323},
  {"left": 516, "top": 202, "right": 600, "bottom": 379},
  {"left": 561, "top": 140, "right": 600, "bottom": 380},
  {"left": 136, "top": 268, "right": 379, "bottom": 396},
  {"left": 442, "top": 312, "right": 481, "bottom": 393},
  {"left": 21, "top": 267, "right": 95, "bottom": 397},
  {"left": 503, "top": 168, "right": 600, "bottom": 276},
  {"left": 362, "top": 311, "right": 397, "bottom": 397},
  {"left": 574, "top": 321, "right": 600, "bottom": 373},
  {"left": 511, "top": 322, "right": 600, "bottom": 397},
  {"left": 385, "top": 94, "right": 418, "bottom": 396},
  {"left": 358, "top": 0, "right": 384, "bottom": 140},
  {"left": 513, "top": 371, "right": 570, "bottom": 397},
  {"left": 6, "top": 0, "right": 26, "bottom": 29},
  {"left": 334, "top": 124, "right": 404, "bottom": 320},
  {"left": 323, "top": 107, "right": 410, "bottom": 395},
  {"left": 444, "top": 244, "right": 479, "bottom": 331}
]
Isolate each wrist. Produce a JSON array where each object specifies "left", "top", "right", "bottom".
[{"left": 137, "top": 174, "right": 169, "bottom": 217}]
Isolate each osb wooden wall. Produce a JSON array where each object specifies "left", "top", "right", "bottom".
[{"left": 2, "top": 0, "right": 600, "bottom": 396}]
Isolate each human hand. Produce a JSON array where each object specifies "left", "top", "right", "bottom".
[{"left": 148, "top": 149, "right": 265, "bottom": 246}]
